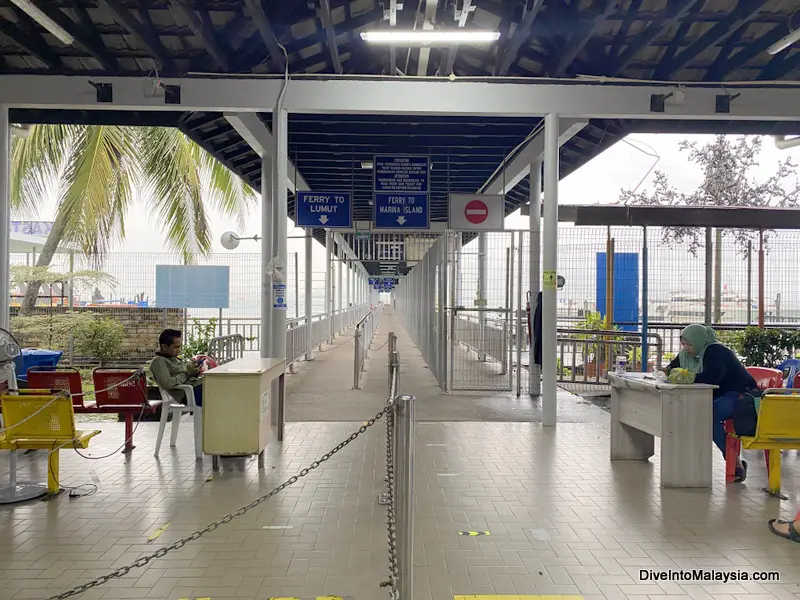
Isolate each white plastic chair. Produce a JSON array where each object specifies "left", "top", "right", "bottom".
[{"left": 155, "top": 384, "right": 202, "bottom": 460}]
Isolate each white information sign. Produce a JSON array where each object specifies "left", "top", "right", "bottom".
[{"left": 448, "top": 194, "right": 505, "bottom": 231}]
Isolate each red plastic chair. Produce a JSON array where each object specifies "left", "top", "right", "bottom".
[
  {"left": 93, "top": 368, "right": 159, "bottom": 452},
  {"left": 27, "top": 367, "right": 89, "bottom": 410},
  {"left": 725, "top": 367, "right": 783, "bottom": 484}
]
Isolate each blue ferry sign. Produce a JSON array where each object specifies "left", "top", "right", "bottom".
[
  {"left": 296, "top": 191, "right": 352, "bottom": 228},
  {"left": 373, "top": 155, "right": 430, "bottom": 230},
  {"left": 374, "top": 193, "right": 429, "bottom": 229}
]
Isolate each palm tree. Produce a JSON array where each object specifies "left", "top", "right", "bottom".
[{"left": 11, "top": 124, "right": 254, "bottom": 314}]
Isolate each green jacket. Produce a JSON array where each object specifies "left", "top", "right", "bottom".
[{"left": 149, "top": 353, "right": 201, "bottom": 392}]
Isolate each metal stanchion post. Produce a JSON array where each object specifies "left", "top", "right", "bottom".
[
  {"left": 394, "top": 394, "right": 415, "bottom": 600},
  {"left": 388, "top": 332, "right": 396, "bottom": 395},
  {"left": 353, "top": 326, "right": 361, "bottom": 390}
]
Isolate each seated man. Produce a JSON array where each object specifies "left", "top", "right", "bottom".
[{"left": 150, "top": 329, "right": 203, "bottom": 407}]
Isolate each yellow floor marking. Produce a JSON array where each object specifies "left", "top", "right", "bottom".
[
  {"left": 454, "top": 596, "right": 583, "bottom": 600},
  {"left": 268, "top": 598, "right": 343, "bottom": 600},
  {"left": 146, "top": 522, "right": 170, "bottom": 542},
  {"left": 458, "top": 530, "right": 491, "bottom": 536}
]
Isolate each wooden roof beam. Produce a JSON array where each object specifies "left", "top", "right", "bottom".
[
  {"left": 243, "top": 0, "right": 286, "bottom": 73},
  {"left": 34, "top": 4, "right": 119, "bottom": 71},
  {"left": 0, "top": 15, "right": 58, "bottom": 69},
  {"left": 494, "top": 0, "right": 546, "bottom": 76},
  {"left": 168, "top": 0, "right": 231, "bottom": 71},
  {"left": 318, "top": 0, "right": 343, "bottom": 74},
  {"left": 654, "top": 0, "right": 765, "bottom": 80},
  {"left": 98, "top": 0, "right": 176, "bottom": 72}
]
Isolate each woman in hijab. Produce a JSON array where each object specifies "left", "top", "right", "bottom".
[{"left": 666, "top": 324, "right": 758, "bottom": 482}]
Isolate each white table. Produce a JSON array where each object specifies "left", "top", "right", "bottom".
[
  {"left": 202, "top": 358, "right": 286, "bottom": 470},
  {"left": 609, "top": 373, "right": 716, "bottom": 488}
]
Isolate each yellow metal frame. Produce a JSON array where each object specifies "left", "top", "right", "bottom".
[
  {"left": 736, "top": 390, "right": 800, "bottom": 496},
  {"left": 0, "top": 391, "right": 100, "bottom": 494}
]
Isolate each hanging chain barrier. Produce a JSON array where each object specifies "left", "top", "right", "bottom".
[{"left": 44, "top": 335, "right": 406, "bottom": 600}]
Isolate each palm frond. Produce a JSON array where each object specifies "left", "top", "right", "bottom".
[
  {"left": 139, "top": 127, "right": 214, "bottom": 257},
  {"left": 57, "top": 126, "right": 138, "bottom": 261},
  {"left": 10, "top": 124, "right": 75, "bottom": 216}
]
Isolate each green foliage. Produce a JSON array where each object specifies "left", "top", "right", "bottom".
[
  {"left": 724, "top": 327, "right": 800, "bottom": 367},
  {"left": 181, "top": 318, "right": 218, "bottom": 359},
  {"left": 10, "top": 265, "right": 117, "bottom": 291},
  {"left": 10, "top": 312, "right": 94, "bottom": 349},
  {"left": 73, "top": 317, "right": 125, "bottom": 366},
  {"left": 575, "top": 311, "right": 621, "bottom": 363}
]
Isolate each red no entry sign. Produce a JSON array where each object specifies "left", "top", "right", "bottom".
[{"left": 465, "top": 200, "right": 488, "bottom": 224}]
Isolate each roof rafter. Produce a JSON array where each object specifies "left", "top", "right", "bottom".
[
  {"left": 168, "top": 0, "right": 231, "bottom": 71},
  {"left": 98, "top": 0, "right": 177, "bottom": 72},
  {"left": 35, "top": 4, "right": 119, "bottom": 71},
  {"left": 0, "top": 9, "right": 60, "bottom": 70},
  {"left": 243, "top": 0, "right": 286, "bottom": 73},
  {"left": 494, "top": 0, "right": 546, "bottom": 76},
  {"left": 758, "top": 50, "right": 800, "bottom": 81},
  {"left": 548, "top": 0, "right": 619, "bottom": 77},
  {"left": 609, "top": 0, "right": 642, "bottom": 58},
  {"left": 654, "top": 0, "right": 765, "bottom": 80},
  {"left": 318, "top": 0, "right": 343, "bottom": 74},
  {"left": 613, "top": 0, "right": 703, "bottom": 75},
  {"left": 651, "top": 2, "right": 701, "bottom": 79},
  {"left": 710, "top": 22, "right": 790, "bottom": 80},
  {"left": 702, "top": 22, "right": 747, "bottom": 81}
]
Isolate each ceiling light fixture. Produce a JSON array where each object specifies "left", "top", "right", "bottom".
[
  {"left": 360, "top": 30, "right": 500, "bottom": 45},
  {"left": 9, "top": 0, "right": 74, "bottom": 45},
  {"left": 768, "top": 27, "right": 800, "bottom": 54}
]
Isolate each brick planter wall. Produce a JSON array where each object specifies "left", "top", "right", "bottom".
[{"left": 10, "top": 306, "right": 184, "bottom": 365}]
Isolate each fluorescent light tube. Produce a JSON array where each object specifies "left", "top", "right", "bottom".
[
  {"left": 360, "top": 30, "right": 500, "bottom": 44},
  {"left": 10, "top": 0, "right": 74, "bottom": 46},
  {"left": 768, "top": 28, "right": 800, "bottom": 55}
]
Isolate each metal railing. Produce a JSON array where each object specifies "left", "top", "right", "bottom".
[
  {"left": 555, "top": 328, "right": 664, "bottom": 389},
  {"left": 353, "top": 304, "right": 383, "bottom": 389},
  {"left": 208, "top": 334, "right": 245, "bottom": 365}
]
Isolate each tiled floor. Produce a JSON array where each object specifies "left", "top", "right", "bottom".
[{"left": 0, "top": 310, "right": 799, "bottom": 600}]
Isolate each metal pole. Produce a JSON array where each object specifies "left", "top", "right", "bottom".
[
  {"left": 353, "top": 325, "right": 361, "bottom": 390},
  {"left": 477, "top": 233, "right": 487, "bottom": 361},
  {"left": 67, "top": 252, "right": 75, "bottom": 308},
  {"left": 542, "top": 113, "right": 559, "bottom": 427},
  {"left": 758, "top": 230, "right": 765, "bottom": 327},
  {"left": 0, "top": 105, "right": 10, "bottom": 331},
  {"left": 714, "top": 228, "right": 722, "bottom": 323},
  {"left": 260, "top": 156, "right": 274, "bottom": 359},
  {"left": 337, "top": 245, "right": 343, "bottom": 332},
  {"left": 704, "top": 227, "right": 713, "bottom": 326},
  {"left": 294, "top": 251, "right": 299, "bottom": 321},
  {"left": 516, "top": 231, "right": 523, "bottom": 396},
  {"left": 395, "top": 394, "right": 415, "bottom": 600},
  {"left": 746, "top": 240, "right": 752, "bottom": 325},
  {"left": 271, "top": 107, "right": 289, "bottom": 444},
  {"left": 346, "top": 259, "right": 351, "bottom": 324},
  {"left": 305, "top": 229, "right": 313, "bottom": 360},
  {"left": 326, "top": 231, "right": 333, "bottom": 343},
  {"left": 642, "top": 226, "right": 649, "bottom": 372},
  {"left": 529, "top": 160, "right": 542, "bottom": 396}
]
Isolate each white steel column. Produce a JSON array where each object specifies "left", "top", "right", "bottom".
[
  {"left": 260, "top": 156, "right": 274, "bottom": 359},
  {"left": 326, "top": 231, "right": 334, "bottom": 343},
  {"left": 0, "top": 107, "right": 9, "bottom": 331},
  {"left": 337, "top": 247, "right": 343, "bottom": 331},
  {"left": 529, "top": 160, "right": 542, "bottom": 396},
  {"left": 271, "top": 108, "right": 288, "bottom": 443},
  {"left": 477, "top": 233, "right": 487, "bottom": 361},
  {"left": 304, "top": 229, "right": 313, "bottom": 361},
  {"left": 346, "top": 259, "right": 351, "bottom": 323},
  {"left": 542, "top": 114, "right": 559, "bottom": 427},
  {"left": 270, "top": 108, "right": 288, "bottom": 360}
]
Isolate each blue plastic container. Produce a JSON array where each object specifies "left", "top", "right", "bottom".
[{"left": 14, "top": 349, "right": 64, "bottom": 383}]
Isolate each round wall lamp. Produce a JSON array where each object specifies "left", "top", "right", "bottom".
[{"left": 220, "top": 231, "right": 260, "bottom": 250}]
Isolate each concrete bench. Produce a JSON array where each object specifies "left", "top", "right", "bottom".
[{"left": 609, "top": 372, "right": 716, "bottom": 488}]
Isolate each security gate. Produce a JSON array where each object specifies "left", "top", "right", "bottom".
[{"left": 447, "top": 231, "right": 515, "bottom": 392}]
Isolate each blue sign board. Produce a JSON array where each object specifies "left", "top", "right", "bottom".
[
  {"left": 374, "top": 193, "right": 429, "bottom": 229},
  {"left": 296, "top": 191, "right": 352, "bottom": 228},
  {"left": 369, "top": 278, "right": 380, "bottom": 286},
  {"left": 374, "top": 155, "right": 430, "bottom": 230},
  {"left": 596, "top": 252, "right": 639, "bottom": 332},
  {"left": 156, "top": 265, "right": 230, "bottom": 309}
]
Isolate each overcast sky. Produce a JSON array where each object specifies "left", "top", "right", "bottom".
[{"left": 20, "top": 133, "right": 800, "bottom": 258}]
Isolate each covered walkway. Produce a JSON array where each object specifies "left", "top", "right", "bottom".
[{"left": 1, "top": 310, "right": 799, "bottom": 600}]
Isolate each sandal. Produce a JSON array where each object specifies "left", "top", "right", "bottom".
[
  {"left": 734, "top": 460, "right": 748, "bottom": 483},
  {"left": 768, "top": 519, "right": 800, "bottom": 543}
]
